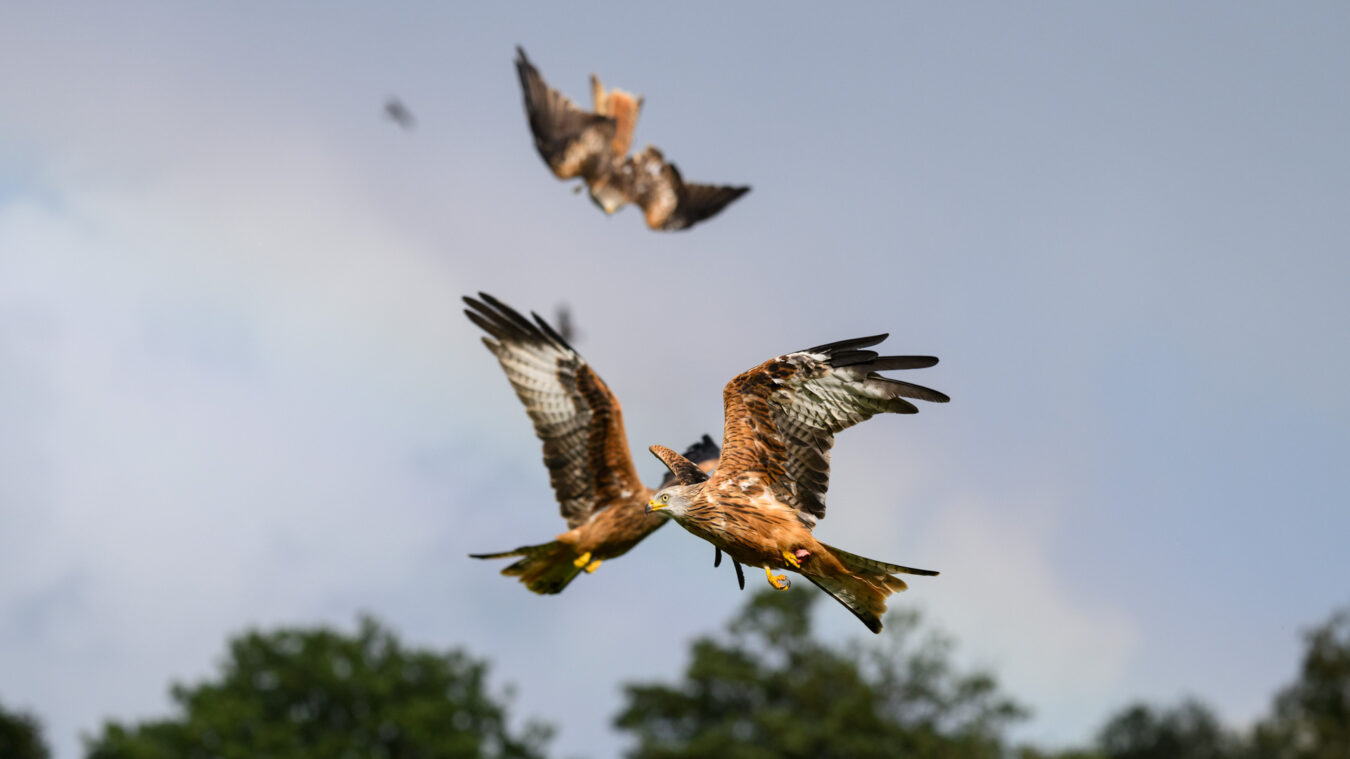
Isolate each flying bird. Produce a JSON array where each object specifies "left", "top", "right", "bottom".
[
  {"left": 647, "top": 335, "right": 949, "bottom": 633},
  {"left": 384, "top": 97, "right": 415, "bottom": 130},
  {"left": 554, "top": 303, "right": 578, "bottom": 344},
  {"left": 514, "top": 46, "right": 750, "bottom": 231},
  {"left": 464, "top": 293, "right": 722, "bottom": 593}
]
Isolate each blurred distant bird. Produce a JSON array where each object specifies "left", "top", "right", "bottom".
[
  {"left": 464, "top": 293, "right": 724, "bottom": 593},
  {"left": 514, "top": 46, "right": 750, "bottom": 231},
  {"left": 554, "top": 304, "right": 577, "bottom": 344},
  {"left": 647, "top": 334, "right": 948, "bottom": 633},
  {"left": 384, "top": 98, "right": 415, "bottom": 130}
]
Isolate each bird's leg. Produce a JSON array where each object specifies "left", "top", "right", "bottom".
[
  {"left": 584, "top": 558, "right": 603, "bottom": 573},
  {"left": 763, "top": 565, "right": 790, "bottom": 590},
  {"left": 781, "top": 549, "right": 801, "bottom": 569},
  {"left": 572, "top": 551, "right": 593, "bottom": 568}
]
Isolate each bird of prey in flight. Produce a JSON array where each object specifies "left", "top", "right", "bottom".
[
  {"left": 464, "top": 293, "right": 724, "bottom": 593},
  {"left": 647, "top": 334, "right": 948, "bottom": 633},
  {"left": 384, "top": 97, "right": 415, "bottom": 130},
  {"left": 514, "top": 46, "right": 750, "bottom": 231}
]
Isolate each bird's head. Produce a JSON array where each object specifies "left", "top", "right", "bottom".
[{"left": 646, "top": 484, "right": 696, "bottom": 518}]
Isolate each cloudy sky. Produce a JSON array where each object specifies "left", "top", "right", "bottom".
[{"left": 2, "top": 3, "right": 1348, "bottom": 758}]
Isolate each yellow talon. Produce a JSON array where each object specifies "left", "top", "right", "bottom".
[
  {"left": 781, "top": 550, "right": 801, "bottom": 569},
  {"left": 763, "top": 566, "right": 790, "bottom": 590},
  {"left": 584, "top": 558, "right": 603, "bottom": 573},
  {"left": 572, "top": 551, "right": 592, "bottom": 568}
]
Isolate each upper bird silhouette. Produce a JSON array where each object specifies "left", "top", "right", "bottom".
[{"left": 514, "top": 46, "right": 750, "bottom": 232}]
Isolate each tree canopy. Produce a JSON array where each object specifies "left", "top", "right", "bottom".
[
  {"left": 0, "top": 700, "right": 50, "bottom": 759},
  {"left": 7, "top": 600, "right": 1350, "bottom": 758},
  {"left": 1250, "top": 609, "right": 1350, "bottom": 759},
  {"left": 1094, "top": 699, "right": 1237, "bottom": 759},
  {"left": 614, "top": 588, "right": 1027, "bottom": 759},
  {"left": 84, "top": 615, "right": 550, "bottom": 759},
  {"left": 1057, "top": 606, "right": 1350, "bottom": 759}
]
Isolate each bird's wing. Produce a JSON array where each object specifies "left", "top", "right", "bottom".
[
  {"left": 515, "top": 47, "right": 616, "bottom": 180},
  {"left": 649, "top": 445, "right": 710, "bottom": 486},
  {"left": 465, "top": 293, "right": 645, "bottom": 528},
  {"left": 667, "top": 180, "right": 751, "bottom": 231},
  {"left": 657, "top": 434, "right": 721, "bottom": 490},
  {"left": 715, "top": 335, "right": 948, "bottom": 522},
  {"left": 629, "top": 148, "right": 750, "bottom": 231}
]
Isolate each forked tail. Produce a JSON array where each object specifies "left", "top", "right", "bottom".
[
  {"left": 807, "top": 543, "right": 939, "bottom": 634},
  {"left": 469, "top": 540, "right": 585, "bottom": 595}
]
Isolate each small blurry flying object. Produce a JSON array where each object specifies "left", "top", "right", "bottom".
[
  {"left": 554, "top": 304, "right": 577, "bottom": 344},
  {"left": 463, "top": 293, "right": 730, "bottom": 593},
  {"left": 647, "top": 334, "right": 949, "bottom": 633},
  {"left": 384, "top": 97, "right": 415, "bottom": 130},
  {"left": 514, "top": 46, "right": 750, "bottom": 232}
]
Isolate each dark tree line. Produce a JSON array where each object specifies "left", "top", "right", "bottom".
[
  {"left": 3, "top": 598, "right": 1348, "bottom": 758},
  {"left": 0, "top": 701, "right": 49, "bottom": 759},
  {"left": 1023, "top": 609, "right": 1350, "bottom": 759},
  {"left": 615, "top": 590, "right": 1025, "bottom": 759},
  {"left": 85, "top": 616, "right": 549, "bottom": 759}
]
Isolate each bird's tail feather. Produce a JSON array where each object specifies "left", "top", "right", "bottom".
[
  {"left": 469, "top": 540, "right": 585, "bottom": 595},
  {"left": 825, "top": 544, "right": 939, "bottom": 577},
  {"left": 810, "top": 542, "right": 939, "bottom": 633}
]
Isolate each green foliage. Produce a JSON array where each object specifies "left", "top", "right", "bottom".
[
  {"left": 1250, "top": 609, "right": 1350, "bottom": 759},
  {"left": 614, "top": 589, "right": 1027, "bottom": 759},
  {"left": 0, "top": 700, "right": 50, "bottom": 759},
  {"left": 83, "top": 615, "right": 551, "bottom": 759},
  {"left": 1076, "top": 605, "right": 1350, "bottom": 759},
  {"left": 1015, "top": 747, "right": 1103, "bottom": 759},
  {"left": 1094, "top": 699, "right": 1237, "bottom": 759}
]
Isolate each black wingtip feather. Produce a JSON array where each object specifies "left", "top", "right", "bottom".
[
  {"left": 464, "top": 308, "right": 509, "bottom": 342},
  {"left": 530, "top": 310, "right": 576, "bottom": 353},
  {"left": 464, "top": 296, "right": 528, "bottom": 341},
  {"left": 870, "top": 356, "right": 939, "bottom": 371},
  {"left": 478, "top": 292, "right": 533, "bottom": 330},
  {"left": 873, "top": 377, "right": 950, "bottom": 404},
  {"left": 465, "top": 293, "right": 581, "bottom": 357},
  {"left": 804, "top": 334, "right": 889, "bottom": 355},
  {"left": 827, "top": 349, "right": 881, "bottom": 367}
]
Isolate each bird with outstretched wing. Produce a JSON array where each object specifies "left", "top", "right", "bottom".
[
  {"left": 647, "top": 334, "right": 948, "bottom": 632},
  {"left": 514, "top": 46, "right": 750, "bottom": 232},
  {"left": 465, "top": 293, "right": 726, "bottom": 593}
]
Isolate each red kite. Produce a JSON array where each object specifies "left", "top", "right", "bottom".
[
  {"left": 515, "top": 47, "right": 750, "bottom": 231},
  {"left": 648, "top": 335, "right": 948, "bottom": 632}
]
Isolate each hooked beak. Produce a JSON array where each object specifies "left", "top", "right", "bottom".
[{"left": 645, "top": 499, "right": 665, "bottom": 515}]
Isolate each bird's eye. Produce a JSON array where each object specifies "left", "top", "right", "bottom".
[{"left": 660, "top": 494, "right": 670, "bottom": 503}]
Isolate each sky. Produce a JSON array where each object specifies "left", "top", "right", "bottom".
[{"left": 2, "top": 3, "right": 1348, "bottom": 758}]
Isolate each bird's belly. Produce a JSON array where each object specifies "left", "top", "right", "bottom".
[{"left": 679, "top": 503, "right": 807, "bottom": 568}]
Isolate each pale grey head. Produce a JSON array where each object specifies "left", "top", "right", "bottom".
[{"left": 645, "top": 483, "right": 700, "bottom": 518}]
